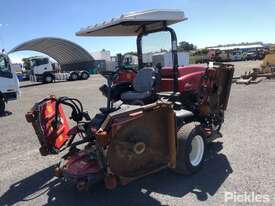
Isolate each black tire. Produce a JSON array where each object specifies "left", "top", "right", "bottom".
[
  {"left": 173, "top": 122, "right": 206, "bottom": 175},
  {"left": 44, "top": 74, "right": 53, "bottom": 83},
  {"left": 0, "top": 98, "right": 5, "bottom": 115},
  {"left": 70, "top": 72, "right": 79, "bottom": 81},
  {"left": 80, "top": 71, "right": 89, "bottom": 80}
]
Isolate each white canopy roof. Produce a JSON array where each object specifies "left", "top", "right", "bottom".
[{"left": 76, "top": 9, "right": 187, "bottom": 37}]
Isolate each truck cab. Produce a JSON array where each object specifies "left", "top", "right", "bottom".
[
  {"left": 30, "top": 57, "right": 53, "bottom": 74},
  {"left": 29, "top": 56, "right": 90, "bottom": 83},
  {"left": 29, "top": 56, "right": 55, "bottom": 82},
  {"left": 0, "top": 53, "right": 20, "bottom": 114}
]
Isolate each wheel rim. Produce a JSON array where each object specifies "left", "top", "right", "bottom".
[
  {"left": 82, "top": 73, "right": 88, "bottom": 79},
  {"left": 189, "top": 135, "right": 204, "bottom": 167},
  {"left": 46, "top": 76, "right": 52, "bottom": 82},
  {"left": 72, "top": 74, "right": 78, "bottom": 80}
]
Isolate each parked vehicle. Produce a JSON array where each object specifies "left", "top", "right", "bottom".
[
  {"left": 29, "top": 56, "right": 90, "bottom": 83},
  {"left": 152, "top": 51, "right": 189, "bottom": 67},
  {"left": 11, "top": 63, "right": 25, "bottom": 81},
  {"left": 0, "top": 53, "right": 20, "bottom": 114},
  {"left": 26, "top": 10, "right": 234, "bottom": 191},
  {"left": 244, "top": 52, "right": 258, "bottom": 61},
  {"left": 189, "top": 49, "right": 208, "bottom": 64},
  {"left": 229, "top": 51, "right": 243, "bottom": 61}
]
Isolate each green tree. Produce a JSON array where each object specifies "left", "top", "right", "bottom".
[
  {"left": 178, "top": 41, "right": 197, "bottom": 52},
  {"left": 22, "top": 58, "right": 31, "bottom": 71},
  {"left": 123, "top": 51, "right": 137, "bottom": 56}
]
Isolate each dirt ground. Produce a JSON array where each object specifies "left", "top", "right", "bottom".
[{"left": 0, "top": 61, "right": 274, "bottom": 206}]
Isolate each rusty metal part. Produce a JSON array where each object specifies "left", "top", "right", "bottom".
[
  {"left": 106, "top": 102, "right": 176, "bottom": 179},
  {"left": 235, "top": 71, "right": 275, "bottom": 84},
  {"left": 167, "top": 109, "right": 177, "bottom": 168},
  {"left": 255, "top": 72, "right": 275, "bottom": 78},
  {"left": 212, "top": 63, "right": 234, "bottom": 111},
  {"left": 76, "top": 180, "right": 89, "bottom": 191},
  {"left": 53, "top": 166, "right": 63, "bottom": 178},
  {"left": 198, "top": 103, "right": 210, "bottom": 116},
  {"left": 198, "top": 63, "right": 234, "bottom": 119},
  {"left": 236, "top": 68, "right": 275, "bottom": 85},
  {"left": 104, "top": 175, "right": 118, "bottom": 190},
  {"left": 133, "top": 142, "right": 146, "bottom": 154},
  {"left": 95, "top": 129, "right": 110, "bottom": 146},
  {"left": 99, "top": 101, "right": 171, "bottom": 131}
]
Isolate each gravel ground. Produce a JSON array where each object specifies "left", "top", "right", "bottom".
[{"left": 0, "top": 61, "right": 274, "bottom": 206}]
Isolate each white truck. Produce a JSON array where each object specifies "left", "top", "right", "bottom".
[
  {"left": 152, "top": 51, "right": 189, "bottom": 67},
  {"left": 0, "top": 53, "right": 20, "bottom": 114},
  {"left": 29, "top": 56, "right": 90, "bottom": 83}
]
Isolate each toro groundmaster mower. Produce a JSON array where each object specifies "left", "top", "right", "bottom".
[{"left": 26, "top": 10, "right": 234, "bottom": 191}]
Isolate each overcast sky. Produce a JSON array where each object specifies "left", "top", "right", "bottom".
[{"left": 1, "top": 0, "right": 274, "bottom": 63}]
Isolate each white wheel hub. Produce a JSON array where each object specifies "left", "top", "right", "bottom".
[
  {"left": 82, "top": 73, "right": 88, "bottom": 79},
  {"left": 46, "top": 76, "right": 52, "bottom": 82},
  {"left": 71, "top": 74, "right": 78, "bottom": 80},
  {"left": 189, "top": 135, "right": 204, "bottom": 166}
]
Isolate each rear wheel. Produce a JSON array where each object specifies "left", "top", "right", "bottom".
[
  {"left": 173, "top": 122, "right": 206, "bottom": 175},
  {"left": 70, "top": 72, "right": 79, "bottom": 81},
  {"left": 0, "top": 98, "right": 5, "bottom": 115},
  {"left": 81, "top": 71, "right": 89, "bottom": 80}
]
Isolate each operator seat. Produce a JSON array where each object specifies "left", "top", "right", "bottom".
[{"left": 120, "top": 67, "right": 157, "bottom": 105}]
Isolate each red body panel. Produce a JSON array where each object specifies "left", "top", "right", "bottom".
[
  {"left": 160, "top": 65, "right": 207, "bottom": 92},
  {"left": 114, "top": 70, "right": 136, "bottom": 84},
  {"left": 40, "top": 100, "right": 70, "bottom": 149},
  {"left": 114, "top": 65, "right": 207, "bottom": 93},
  {"left": 62, "top": 151, "right": 101, "bottom": 177},
  {"left": 26, "top": 97, "right": 70, "bottom": 153}
]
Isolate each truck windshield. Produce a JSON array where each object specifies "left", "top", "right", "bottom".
[
  {"left": 31, "top": 58, "right": 49, "bottom": 67},
  {"left": 0, "top": 55, "right": 9, "bottom": 73}
]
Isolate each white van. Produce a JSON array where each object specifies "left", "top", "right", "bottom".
[{"left": 0, "top": 53, "right": 20, "bottom": 114}]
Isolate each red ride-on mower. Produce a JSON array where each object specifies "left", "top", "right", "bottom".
[{"left": 25, "top": 10, "right": 234, "bottom": 191}]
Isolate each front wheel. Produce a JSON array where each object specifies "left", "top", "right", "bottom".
[
  {"left": 173, "top": 122, "right": 206, "bottom": 175},
  {"left": 44, "top": 74, "right": 53, "bottom": 83},
  {"left": 0, "top": 98, "right": 5, "bottom": 115}
]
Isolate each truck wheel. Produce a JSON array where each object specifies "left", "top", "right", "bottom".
[
  {"left": 44, "top": 74, "right": 53, "bottom": 83},
  {"left": 0, "top": 98, "right": 5, "bottom": 115},
  {"left": 81, "top": 71, "right": 89, "bottom": 80},
  {"left": 173, "top": 122, "right": 206, "bottom": 175},
  {"left": 70, "top": 72, "right": 79, "bottom": 81}
]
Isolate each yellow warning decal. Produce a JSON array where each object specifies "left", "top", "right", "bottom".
[{"left": 47, "top": 105, "right": 53, "bottom": 113}]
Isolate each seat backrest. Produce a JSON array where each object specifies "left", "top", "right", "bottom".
[{"left": 133, "top": 67, "right": 155, "bottom": 92}]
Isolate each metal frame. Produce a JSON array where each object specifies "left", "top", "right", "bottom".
[{"left": 137, "top": 25, "right": 179, "bottom": 93}]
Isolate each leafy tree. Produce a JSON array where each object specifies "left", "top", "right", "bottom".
[
  {"left": 22, "top": 58, "right": 31, "bottom": 71},
  {"left": 123, "top": 51, "right": 137, "bottom": 56},
  {"left": 178, "top": 41, "right": 197, "bottom": 52},
  {"left": 192, "top": 48, "right": 208, "bottom": 56}
]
